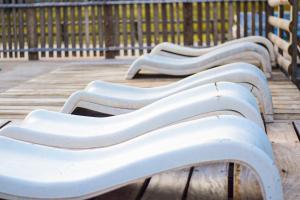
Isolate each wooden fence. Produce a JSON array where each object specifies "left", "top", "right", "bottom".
[
  {"left": 267, "top": 0, "right": 300, "bottom": 86},
  {"left": 0, "top": 0, "right": 269, "bottom": 60}
]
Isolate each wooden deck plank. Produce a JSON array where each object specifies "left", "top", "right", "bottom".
[
  {"left": 142, "top": 170, "right": 189, "bottom": 200},
  {"left": 90, "top": 180, "right": 145, "bottom": 200},
  {"left": 273, "top": 144, "right": 300, "bottom": 200},
  {"left": 187, "top": 164, "right": 228, "bottom": 200},
  {"left": 233, "top": 164, "right": 262, "bottom": 200},
  {"left": 267, "top": 122, "right": 300, "bottom": 200},
  {"left": 0, "top": 62, "right": 56, "bottom": 93},
  {"left": 267, "top": 121, "right": 299, "bottom": 146}
]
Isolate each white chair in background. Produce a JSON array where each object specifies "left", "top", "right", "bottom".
[
  {"left": 150, "top": 36, "right": 276, "bottom": 66},
  {"left": 125, "top": 42, "right": 272, "bottom": 79}
]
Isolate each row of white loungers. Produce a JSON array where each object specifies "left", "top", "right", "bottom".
[
  {"left": 0, "top": 38, "right": 282, "bottom": 199},
  {"left": 0, "top": 83, "right": 282, "bottom": 199},
  {"left": 2, "top": 82, "right": 264, "bottom": 148}
]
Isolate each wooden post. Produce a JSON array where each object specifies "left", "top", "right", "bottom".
[
  {"left": 1, "top": 0, "right": 7, "bottom": 58},
  {"left": 183, "top": 2, "right": 193, "bottom": 46},
  {"left": 162, "top": 3, "right": 168, "bottom": 42},
  {"left": 170, "top": 3, "right": 175, "bottom": 43},
  {"left": 278, "top": 5, "right": 284, "bottom": 55},
  {"left": 121, "top": 4, "right": 128, "bottom": 55},
  {"left": 55, "top": 6, "right": 62, "bottom": 58},
  {"left": 212, "top": 2, "right": 218, "bottom": 45},
  {"left": 236, "top": 1, "right": 241, "bottom": 38},
  {"left": 129, "top": 4, "right": 135, "bottom": 56},
  {"left": 258, "top": 1, "right": 263, "bottom": 36},
  {"left": 104, "top": 4, "right": 116, "bottom": 59},
  {"left": 48, "top": 6, "right": 54, "bottom": 57},
  {"left": 145, "top": 4, "right": 151, "bottom": 53},
  {"left": 153, "top": 3, "right": 159, "bottom": 44},
  {"left": 228, "top": 1, "right": 233, "bottom": 40},
  {"left": 265, "top": 2, "right": 274, "bottom": 37},
  {"left": 26, "top": 0, "right": 38, "bottom": 60},
  {"left": 197, "top": 2, "right": 203, "bottom": 46},
  {"left": 243, "top": 1, "right": 248, "bottom": 37},
  {"left": 220, "top": 2, "right": 225, "bottom": 43},
  {"left": 290, "top": 0, "right": 300, "bottom": 86}
]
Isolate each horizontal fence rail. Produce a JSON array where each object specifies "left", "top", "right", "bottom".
[
  {"left": 266, "top": 0, "right": 300, "bottom": 87},
  {"left": 0, "top": 0, "right": 269, "bottom": 60},
  {"left": 267, "top": 0, "right": 298, "bottom": 70}
]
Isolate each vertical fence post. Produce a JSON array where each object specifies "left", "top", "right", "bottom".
[
  {"left": 183, "top": 2, "right": 193, "bottom": 46},
  {"left": 26, "top": 0, "right": 38, "bottom": 60},
  {"left": 104, "top": 3, "right": 116, "bottom": 59},
  {"left": 278, "top": 5, "right": 284, "bottom": 55},
  {"left": 265, "top": 1, "right": 274, "bottom": 37},
  {"left": 290, "top": 0, "right": 300, "bottom": 86},
  {"left": 145, "top": 4, "right": 151, "bottom": 53}
]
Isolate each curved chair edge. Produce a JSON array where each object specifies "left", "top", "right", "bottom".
[{"left": 0, "top": 116, "right": 282, "bottom": 199}]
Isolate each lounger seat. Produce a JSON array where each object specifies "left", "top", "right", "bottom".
[
  {"left": 0, "top": 82, "right": 263, "bottom": 149},
  {"left": 126, "top": 42, "right": 272, "bottom": 79},
  {"left": 151, "top": 36, "right": 276, "bottom": 66},
  {"left": 62, "top": 63, "right": 273, "bottom": 122},
  {"left": 0, "top": 115, "right": 282, "bottom": 200}
]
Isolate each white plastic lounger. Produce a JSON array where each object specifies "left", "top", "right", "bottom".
[
  {"left": 126, "top": 42, "right": 272, "bottom": 79},
  {"left": 151, "top": 36, "right": 276, "bottom": 66},
  {"left": 0, "top": 82, "right": 264, "bottom": 149},
  {"left": 0, "top": 115, "right": 282, "bottom": 200},
  {"left": 62, "top": 63, "right": 273, "bottom": 122}
]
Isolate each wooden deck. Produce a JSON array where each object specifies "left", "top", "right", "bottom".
[{"left": 0, "top": 61, "right": 300, "bottom": 199}]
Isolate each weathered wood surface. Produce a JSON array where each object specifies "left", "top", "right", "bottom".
[
  {"left": 0, "top": 63, "right": 298, "bottom": 121},
  {"left": 267, "top": 0, "right": 299, "bottom": 84},
  {"left": 0, "top": 61, "right": 57, "bottom": 93},
  {"left": 268, "top": 16, "right": 291, "bottom": 32},
  {"left": 0, "top": 61, "right": 299, "bottom": 199}
]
